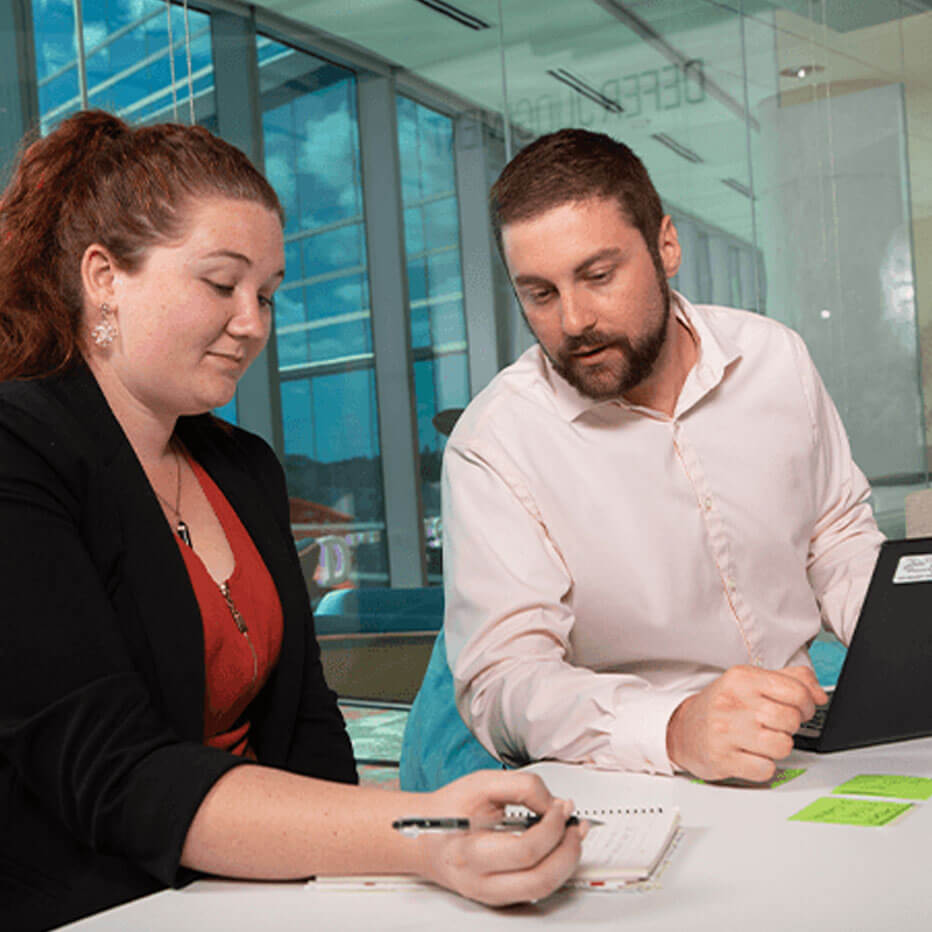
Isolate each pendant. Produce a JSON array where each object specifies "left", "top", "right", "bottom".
[{"left": 177, "top": 520, "right": 192, "bottom": 547}]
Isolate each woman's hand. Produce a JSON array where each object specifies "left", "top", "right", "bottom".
[{"left": 412, "top": 770, "right": 586, "bottom": 906}]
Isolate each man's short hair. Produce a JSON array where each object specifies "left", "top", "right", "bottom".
[{"left": 490, "top": 128, "right": 665, "bottom": 259}]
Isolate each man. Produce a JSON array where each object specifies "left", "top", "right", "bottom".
[{"left": 442, "top": 128, "right": 884, "bottom": 783}]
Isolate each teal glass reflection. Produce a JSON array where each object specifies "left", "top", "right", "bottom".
[
  {"left": 261, "top": 36, "right": 388, "bottom": 590},
  {"left": 32, "top": 0, "right": 215, "bottom": 133},
  {"left": 397, "top": 94, "right": 470, "bottom": 583}
]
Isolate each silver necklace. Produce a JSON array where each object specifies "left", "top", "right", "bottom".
[
  {"left": 219, "top": 581, "right": 258, "bottom": 682},
  {"left": 152, "top": 446, "right": 193, "bottom": 547}
]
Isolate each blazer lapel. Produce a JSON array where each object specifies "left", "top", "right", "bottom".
[
  {"left": 46, "top": 368, "right": 307, "bottom": 757},
  {"left": 48, "top": 367, "right": 206, "bottom": 742},
  {"left": 113, "top": 440, "right": 207, "bottom": 741}
]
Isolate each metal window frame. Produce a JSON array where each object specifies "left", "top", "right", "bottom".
[
  {"left": 453, "top": 109, "right": 512, "bottom": 393},
  {"left": 19, "top": 0, "right": 512, "bottom": 592},
  {"left": 0, "top": 0, "right": 39, "bottom": 187},
  {"left": 357, "top": 72, "right": 427, "bottom": 588},
  {"left": 209, "top": 6, "right": 285, "bottom": 456},
  {"left": 226, "top": 2, "right": 511, "bottom": 585},
  {"left": 37, "top": 4, "right": 216, "bottom": 130},
  {"left": 196, "top": 0, "right": 514, "bottom": 381}
]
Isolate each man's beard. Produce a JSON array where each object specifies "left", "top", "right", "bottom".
[{"left": 541, "top": 276, "right": 671, "bottom": 401}]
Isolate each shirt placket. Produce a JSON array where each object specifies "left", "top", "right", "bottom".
[{"left": 669, "top": 417, "right": 764, "bottom": 667}]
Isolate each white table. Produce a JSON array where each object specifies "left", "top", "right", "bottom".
[{"left": 63, "top": 738, "right": 932, "bottom": 931}]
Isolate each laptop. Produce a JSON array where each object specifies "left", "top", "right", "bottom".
[{"left": 794, "top": 536, "right": 932, "bottom": 753}]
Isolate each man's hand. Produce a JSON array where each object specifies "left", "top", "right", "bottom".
[{"left": 666, "top": 665, "right": 828, "bottom": 782}]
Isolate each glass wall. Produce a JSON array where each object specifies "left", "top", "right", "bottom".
[
  {"left": 32, "top": 0, "right": 215, "bottom": 133},
  {"left": 259, "top": 37, "right": 389, "bottom": 597},
  {"left": 272, "top": 0, "right": 932, "bottom": 538},
  {"left": 397, "top": 96, "right": 470, "bottom": 582},
  {"left": 14, "top": 0, "right": 932, "bottom": 694}
]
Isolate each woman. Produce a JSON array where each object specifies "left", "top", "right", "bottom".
[{"left": 0, "top": 111, "right": 584, "bottom": 930}]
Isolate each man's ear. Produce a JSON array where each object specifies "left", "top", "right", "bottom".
[
  {"left": 657, "top": 215, "right": 682, "bottom": 279},
  {"left": 80, "top": 243, "right": 119, "bottom": 310}
]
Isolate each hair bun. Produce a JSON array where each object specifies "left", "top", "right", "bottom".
[{"left": 68, "top": 109, "right": 130, "bottom": 147}]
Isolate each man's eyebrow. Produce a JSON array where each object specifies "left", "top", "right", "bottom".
[
  {"left": 512, "top": 273, "right": 553, "bottom": 288},
  {"left": 573, "top": 247, "right": 623, "bottom": 276},
  {"left": 513, "top": 248, "right": 625, "bottom": 287}
]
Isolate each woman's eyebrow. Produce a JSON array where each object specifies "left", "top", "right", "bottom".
[
  {"left": 198, "top": 252, "right": 285, "bottom": 282},
  {"left": 200, "top": 249, "right": 252, "bottom": 264}
]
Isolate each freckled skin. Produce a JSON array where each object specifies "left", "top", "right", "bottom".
[{"left": 84, "top": 197, "right": 285, "bottom": 423}]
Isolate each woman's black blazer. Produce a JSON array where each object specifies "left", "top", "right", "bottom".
[{"left": 0, "top": 364, "right": 357, "bottom": 930}]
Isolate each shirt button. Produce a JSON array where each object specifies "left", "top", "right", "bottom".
[
  {"left": 703, "top": 496, "right": 713, "bottom": 510},
  {"left": 726, "top": 577, "right": 737, "bottom": 592}
]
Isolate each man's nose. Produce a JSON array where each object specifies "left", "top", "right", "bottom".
[{"left": 559, "top": 291, "right": 597, "bottom": 336}]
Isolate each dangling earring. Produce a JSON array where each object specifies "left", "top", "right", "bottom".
[{"left": 92, "top": 302, "right": 118, "bottom": 348}]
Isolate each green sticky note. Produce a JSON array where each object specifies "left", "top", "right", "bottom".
[
  {"left": 790, "top": 796, "right": 913, "bottom": 827},
  {"left": 769, "top": 768, "right": 806, "bottom": 788},
  {"left": 833, "top": 774, "right": 932, "bottom": 801},
  {"left": 691, "top": 767, "right": 805, "bottom": 789}
]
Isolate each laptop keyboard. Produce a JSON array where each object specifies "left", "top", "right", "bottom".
[{"left": 797, "top": 700, "right": 831, "bottom": 738}]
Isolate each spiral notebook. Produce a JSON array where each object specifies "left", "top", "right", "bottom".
[
  {"left": 564, "top": 805, "right": 677, "bottom": 885},
  {"left": 509, "top": 764, "right": 681, "bottom": 888},
  {"left": 308, "top": 764, "right": 679, "bottom": 893}
]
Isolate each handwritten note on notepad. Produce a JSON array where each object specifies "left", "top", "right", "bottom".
[
  {"left": 789, "top": 797, "right": 913, "bottom": 827},
  {"left": 570, "top": 806, "right": 680, "bottom": 887},
  {"left": 833, "top": 774, "right": 932, "bottom": 801}
]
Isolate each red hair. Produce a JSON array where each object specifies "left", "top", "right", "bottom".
[{"left": 0, "top": 109, "right": 283, "bottom": 380}]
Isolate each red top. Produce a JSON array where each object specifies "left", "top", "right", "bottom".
[{"left": 175, "top": 456, "right": 283, "bottom": 757}]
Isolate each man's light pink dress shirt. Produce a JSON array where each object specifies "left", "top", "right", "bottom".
[{"left": 442, "top": 296, "right": 884, "bottom": 774}]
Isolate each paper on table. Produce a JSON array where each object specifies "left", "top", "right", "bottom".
[
  {"left": 308, "top": 875, "right": 427, "bottom": 891},
  {"left": 833, "top": 774, "right": 932, "bottom": 801},
  {"left": 514, "top": 762, "right": 682, "bottom": 890},
  {"left": 571, "top": 808, "right": 680, "bottom": 883},
  {"left": 789, "top": 797, "right": 913, "bottom": 827},
  {"left": 307, "top": 809, "right": 682, "bottom": 894}
]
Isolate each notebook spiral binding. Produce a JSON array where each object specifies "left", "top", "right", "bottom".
[
  {"left": 507, "top": 804, "right": 665, "bottom": 818},
  {"left": 576, "top": 806, "right": 664, "bottom": 817}
]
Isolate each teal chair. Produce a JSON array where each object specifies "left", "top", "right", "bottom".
[
  {"left": 809, "top": 634, "right": 847, "bottom": 688},
  {"left": 314, "top": 587, "right": 444, "bottom": 703},
  {"left": 399, "top": 627, "right": 503, "bottom": 792}
]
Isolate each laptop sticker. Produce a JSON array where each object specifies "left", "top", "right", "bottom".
[{"left": 892, "top": 554, "right": 932, "bottom": 584}]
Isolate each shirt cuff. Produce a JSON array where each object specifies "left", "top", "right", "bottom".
[{"left": 608, "top": 689, "right": 695, "bottom": 775}]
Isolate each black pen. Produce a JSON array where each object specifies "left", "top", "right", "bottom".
[{"left": 392, "top": 814, "right": 602, "bottom": 837}]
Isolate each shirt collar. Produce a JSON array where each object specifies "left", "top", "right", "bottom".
[{"left": 541, "top": 291, "right": 744, "bottom": 423}]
